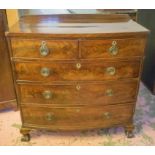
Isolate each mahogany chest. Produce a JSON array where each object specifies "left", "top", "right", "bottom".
[{"left": 6, "top": 14, "right": 149, "bottom": 141}]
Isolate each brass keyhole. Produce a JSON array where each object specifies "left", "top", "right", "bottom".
[
  {"left": 45, "top": 113, "right": 55, "bottom": 121},
  {"left": 42, "top": 90, "right": 52, "bottom": 99},
  {"left": 105, "top": 89, "right": 113, "bottom": 96},
  {"left": 76, "top": 109, "right": 80, "bottom": 112},
  {"left": 76, "top": 84, "right": 81, "bottom": 91},
  {"left": 102, "top": 112, "right": 111, "bottom": 119},
  {"left": 76, "top": 63, "right": 81, "bottom": 69}
]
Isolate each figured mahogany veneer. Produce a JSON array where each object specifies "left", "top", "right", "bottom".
[
  {"left": 0, "top": 10, "right": 17, "bottom": 110},
  {"left": 80, "top": 38, "right": 146, "bottom": 59},
  {"left": 15, "top": 60, "right": 141, "bottom": 82},
  {"left": 6, "top": 14, "right": 149, "bottom": 141},
  {"left": 11, "top": 39, "right": 78, "bottom": 60},
  {"left": 19, "top": 80, "right": 138, "bottom": 105},
  {"left": 21, "top": 104, "right": 134, "bottom": 131}
]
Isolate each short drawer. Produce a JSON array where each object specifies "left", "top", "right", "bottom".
[
  {"left": 21, "top": 104, "right": 134, "bottom": 130},
  {"left": 19, "top": 80, "right": 138, "bottom": 105},
  {"left": 11, "top": 39, "right": 78, "bottom": 60},
  {"left": 15, "top": 60, "right": 141, "bottom": 82},
  {"left": 80, "top": 38, "right": 146, "bottom": 59}
]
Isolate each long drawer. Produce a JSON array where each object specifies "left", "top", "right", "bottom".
[
  {"left": 11, "top": 39, "right": 78, "bottom": 60},
  {"left": 15, "top": 60, "right": 141, "bottom": 82},
  {"left": 19, "top": 80, "right": 138, "bottom": 105},
  {"left": 21, "top": 104, "right": 134, "bottom": 130},
  {"left": 80, "top": 38, "right": 146, "bottom": 59}
]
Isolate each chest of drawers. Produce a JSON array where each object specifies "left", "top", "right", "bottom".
[{"left": 6, "top": 14, "right": 149, "bottom": 142}]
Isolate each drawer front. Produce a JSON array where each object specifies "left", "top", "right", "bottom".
[
  {"left": 11, "top": 39, "right": 78, "bottom": 60},
  {"left": 21, "top": 104, "right": 133, "bottom": 130},
  {"left": 80, "top": 38, "right": 146, "bottom": 59},
  {"left": 15, "top": 60, "right": 140, "bottom": 82},
  {"left": 19, "top": 80, "right": 138, "bottom": 105}
]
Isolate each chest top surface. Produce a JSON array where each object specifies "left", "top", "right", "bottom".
[{"left": 6, "top": 14, "right": 149, "bottom": 38}]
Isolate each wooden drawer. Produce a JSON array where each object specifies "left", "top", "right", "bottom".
[
  {"left": 21, "top": 104, "right": 134, "bottom": 130},
  {"left": 80, "top": 38, "right": 146, "bottom": 59},
  {"left": 15, "top": 60, "right": 141, "bottom": 82},
  {"left": 11, "top": 39, "right": 78, "bottom": 60},
  {"left": 19, "top": 80, "right": 138, "bottom": 105}
]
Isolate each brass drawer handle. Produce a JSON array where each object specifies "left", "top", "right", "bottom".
[
  {"left": 76, "top": 63, "right": 81, "bottom": 69},
  {"left": 102, "top": 112, "right": 111, "bottom": 119},
  {"left": 42, "top": 90, "right": 52, "bottom": 99},
  {"left": 109, "top": 41, "right": 119, "bottom": 56},
  {"left": 45, "top": 113, "right": 55, "bottom": 121},
  {"left": 76, "top": 84, "right": 81, "bottom": 91},
  {"left": 40, "top": 67, "right": 50, "bottom": 77},
  {"left": 40, "top": 41, "right": 49, "bottom": 56},
  {"left": 106, "top": 67, "right": 116, "bottom": 75}
]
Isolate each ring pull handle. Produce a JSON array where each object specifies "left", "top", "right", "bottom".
[
  {"left": 40, "top": 41, "right": 49, "bottom": 56},
  {"left": 40, "top": 67, "right": 50, "bottom": 77},
  {"left": 109, "top": 41, "right": 119, "bottom": 56},
  {"left": 106, "top": 67, "right": 116, "bottom": 75}
]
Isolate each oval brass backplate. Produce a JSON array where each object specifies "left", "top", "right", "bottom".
[
  {"left": 109, "top": 41, "right": 119, "bottom": 56},
  {"left": 106, "top": 67, "right": 116, "bottom": 75},
  {"left": 40, "top": 41, "right": 50, "bottom": 56},
  {"left": 40, "top": 67, "right": 51, "bottom": 77}
]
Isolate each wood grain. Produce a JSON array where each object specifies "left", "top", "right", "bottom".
[
  {"left": 14, "top": 60, "right": 141, "bottom": 82},
  {"left": 80, "top": 38, "right": 146, "bottom": 59},
  {"left": 6, "top": 14, "right": 149, "bottom": 139},
  {"left": 19, "top": 14, "right": 131, "bottom": 24},
  {"left": 11, "top": 39, "right": 78, "bottom": 60},
  {"left": 21, "top": 104, "right": 134, "bottom": 130},
  {"left": 0, "top": 11, "right": 17, "bottom": 110},
  {"left": 19, "top": 80, "right": 138, "bottom": 105},
  {"left": 6, "top": 14, "right": 149, "bottom": 38}
]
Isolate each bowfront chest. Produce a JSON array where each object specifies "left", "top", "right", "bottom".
[{"left": 6, "top": 14, "right": 149, "bottom": 141}]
